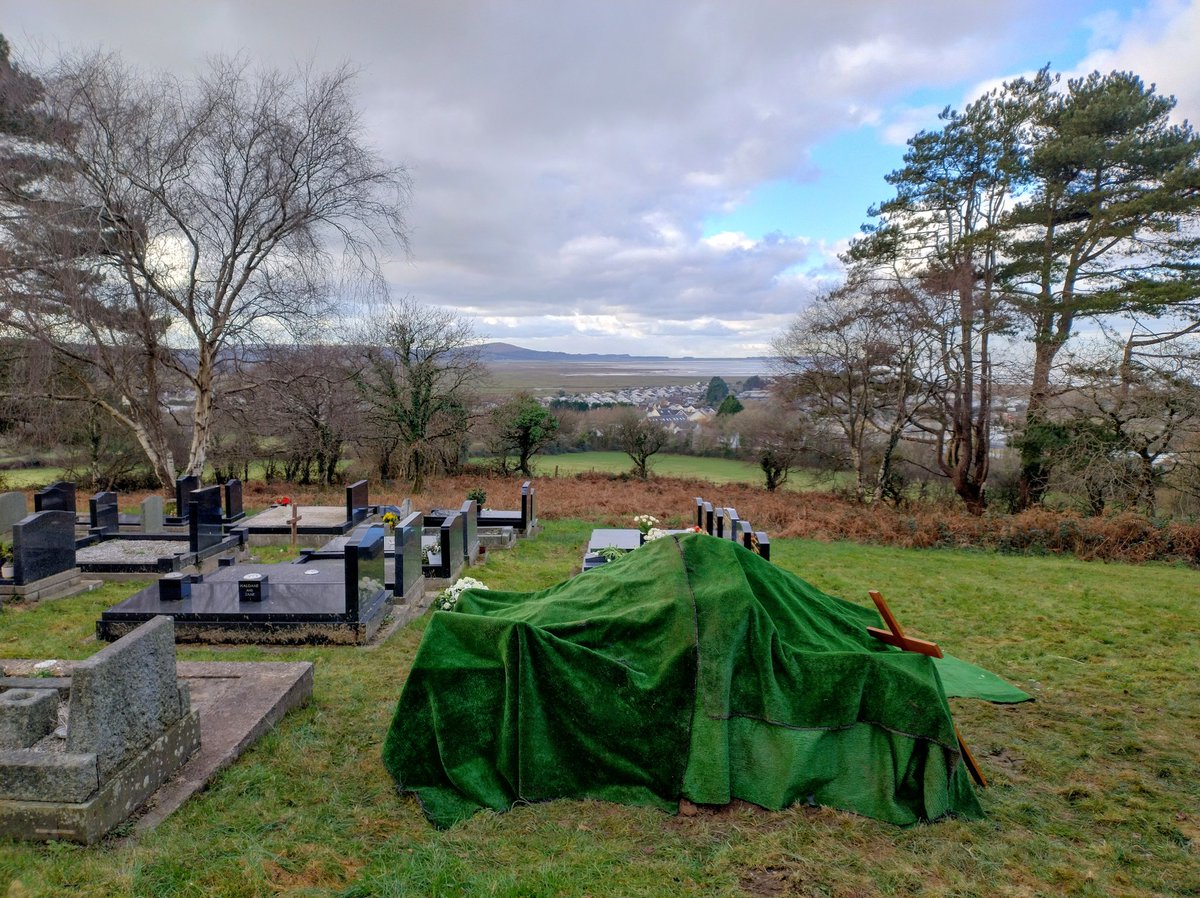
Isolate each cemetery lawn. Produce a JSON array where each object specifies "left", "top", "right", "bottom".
[{"left": 2, "top": 521, "right": 1198, "bottom": 897}]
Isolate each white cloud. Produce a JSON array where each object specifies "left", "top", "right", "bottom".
[{"left": 5, "top": 0, "right": 1127, "bottom": 356}]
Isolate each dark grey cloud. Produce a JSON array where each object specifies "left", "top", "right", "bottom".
[{"left": 8, "top": 1, "right": 1168, "bottom": 355}]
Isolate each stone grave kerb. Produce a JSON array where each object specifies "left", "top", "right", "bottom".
[{"left": 65, "top": 615, "right": 186, "bottom": 780}]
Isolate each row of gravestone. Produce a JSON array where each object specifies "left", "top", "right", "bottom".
[
  {"left": 693, "top": 497, "right": 771, "bottom": 560},
  {"left": 1, "top": 486, "right": 238, "bottom": 588}
]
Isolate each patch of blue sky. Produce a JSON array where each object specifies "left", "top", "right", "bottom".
[{"left": 702, "top": 0, "right": 1144, "bottom": 247}]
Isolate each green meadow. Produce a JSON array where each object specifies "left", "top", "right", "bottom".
[{"left": 1, "top": 522, "right": 1197, "bottom": 897}]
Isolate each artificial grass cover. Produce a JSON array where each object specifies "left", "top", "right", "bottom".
[{"left": 383, "top": 534, "right": 1025, "bottom": 827}]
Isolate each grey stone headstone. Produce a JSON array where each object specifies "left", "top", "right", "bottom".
[
  {"left": 33, "top": 481, "right": 76, "bottom": 515},
  {"left": 140, "top": 495, "right": 165, "bottom": 533},
  {"left": 0, "top": 492, "right": 27, "bottom": 536},
  {"left": 0, "top": 688, "right": 58, "bottom": 749},
  {"left": 65, "top": 615, "right": 184, "bottom": 780},
  {"left": 188, "top": 486, "right": 224, "bottom": 553},
  {"left": 11, "top": 511, "right": 76, "bottom": 585}
]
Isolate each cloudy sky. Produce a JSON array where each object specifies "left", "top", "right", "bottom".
[{"left": 6, "top": 0, "right": 1200, "bottom": 357}]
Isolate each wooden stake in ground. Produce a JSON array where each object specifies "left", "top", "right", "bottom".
[
  {"left": 289, "top": 503, "right": 302, "bottom": 549},
  {"left": 866, "top": 590, "right": 988, "bottom": 788}
]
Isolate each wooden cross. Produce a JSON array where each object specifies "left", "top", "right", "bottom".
[
  {"left": 288, "top": 503, "right": 302, "bottom": 549},
  {"left": 866, "top": 590, "right": 988, "bottom": 788}
]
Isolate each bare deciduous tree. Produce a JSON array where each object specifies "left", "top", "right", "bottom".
[
  {"left": 354, "top": 298, "right": 488, "bottom": 492},
  {"left": 0, "top": 47, "right": 410, "bottom": 485},
  {"left": 614, "top": 411, "right": 667, "bottom": 480}
]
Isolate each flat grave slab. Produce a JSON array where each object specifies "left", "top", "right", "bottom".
[
  {"left": 238, "top": 505, "right": 359, "bottom": 547},
  {"left": 98, "top": 526, "right": 392, "bottom": 645}
]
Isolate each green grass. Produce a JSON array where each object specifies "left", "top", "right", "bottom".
[
  {"left": 531, "top": 451, "right": 844, "bottom": 490},
  {"left": 0, "top": 466, "right": 69, "bottom": 489},
  {"left": 2, "top": 522, "right": 1198, "bottom": 897}
]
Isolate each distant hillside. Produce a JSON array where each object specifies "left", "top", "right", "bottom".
[{"left": 477, "top": 342, "right": 676, "bottom": 362}]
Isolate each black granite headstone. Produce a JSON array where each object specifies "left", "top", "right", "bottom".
[
  {"left": 89, "top": 491, "right": 119, "bottom": 536},
  {"left": 344, "top": 480, "right": 369, "bottom": 525},
  {"left": 223, "top": 479, "right": 245, "bottom": 523},
  {"left": 188, "top": 486, "right": 224, "bottom": 553},
  {"left": 11, "top": 511, "right": 76, "bottom": 585},
  {"left": 521, "top": 481, "right": 536, "bottom": 531},
  {"left": 394, "top": 511, "right": 423, "bottom": 599},
  {"left": 33, "top": 481, "right": 76, "bottom": 515},
  {"left": 344, "top": 525, "right": 386, "bottom": 620},
  {"left": 175, "top": 475, "right": 200, "bottom": 522}
]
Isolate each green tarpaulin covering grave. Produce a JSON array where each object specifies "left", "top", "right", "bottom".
[{"left": 383, "top": 533, "right": 1029, "bottom": 828}]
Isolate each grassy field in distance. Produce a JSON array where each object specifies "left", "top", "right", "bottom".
[{"left": 530, "top": 451, "right": 843, "bottom": 491}]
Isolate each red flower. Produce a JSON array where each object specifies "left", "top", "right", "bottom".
[{"left": 277, "top": 496, "right": 292, "bottom": 506}]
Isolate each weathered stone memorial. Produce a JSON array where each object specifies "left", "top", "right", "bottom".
[
  {"left": 0, "top": 616, "right": 200, "bottom": 844},
  {"left": 0, "top": 511, "right": 84, "bottom": 602},
  {"left": 98, "top": 526, "right": 392, "bottom": 644},
  {"left": 0, "top": 492, "right": 27, "bottom": 538},
  {"left": 140, "top": 495, "right": 165, "bottom": 534}
]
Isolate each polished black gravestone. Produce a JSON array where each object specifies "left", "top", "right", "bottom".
[
  {"left": 97, "top": 526, "right": 390, "bottom": 645},
  {"left": 89, "top": 492, "right": 119, "bottom": 537},
  {"left": 189, "top": 486, "right": 224, "bottom": 553},
  {"left": 10, "top": 511, "right": 77, "bottom": 585},
  {"left": 296, "top": 512, "right": 425, "bottom": 606},
  {"left": 393, "top": 511, "right": 424, "bottom": 604},
  {"left": 346, "top": 480, "right": 369, "bottom": 525},
  {"left": 170, "top": 475, "right": 201, "bottom": 524},
  {"left": 223, "top": 479, "right": 245, "bottom": 525},
  {"left": 33, "top": 482, "right": 76, "bottom": 515}
]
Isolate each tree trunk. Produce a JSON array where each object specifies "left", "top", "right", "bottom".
[{"left": 186, "top": 345, "right": 216, "bottom": 478}]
